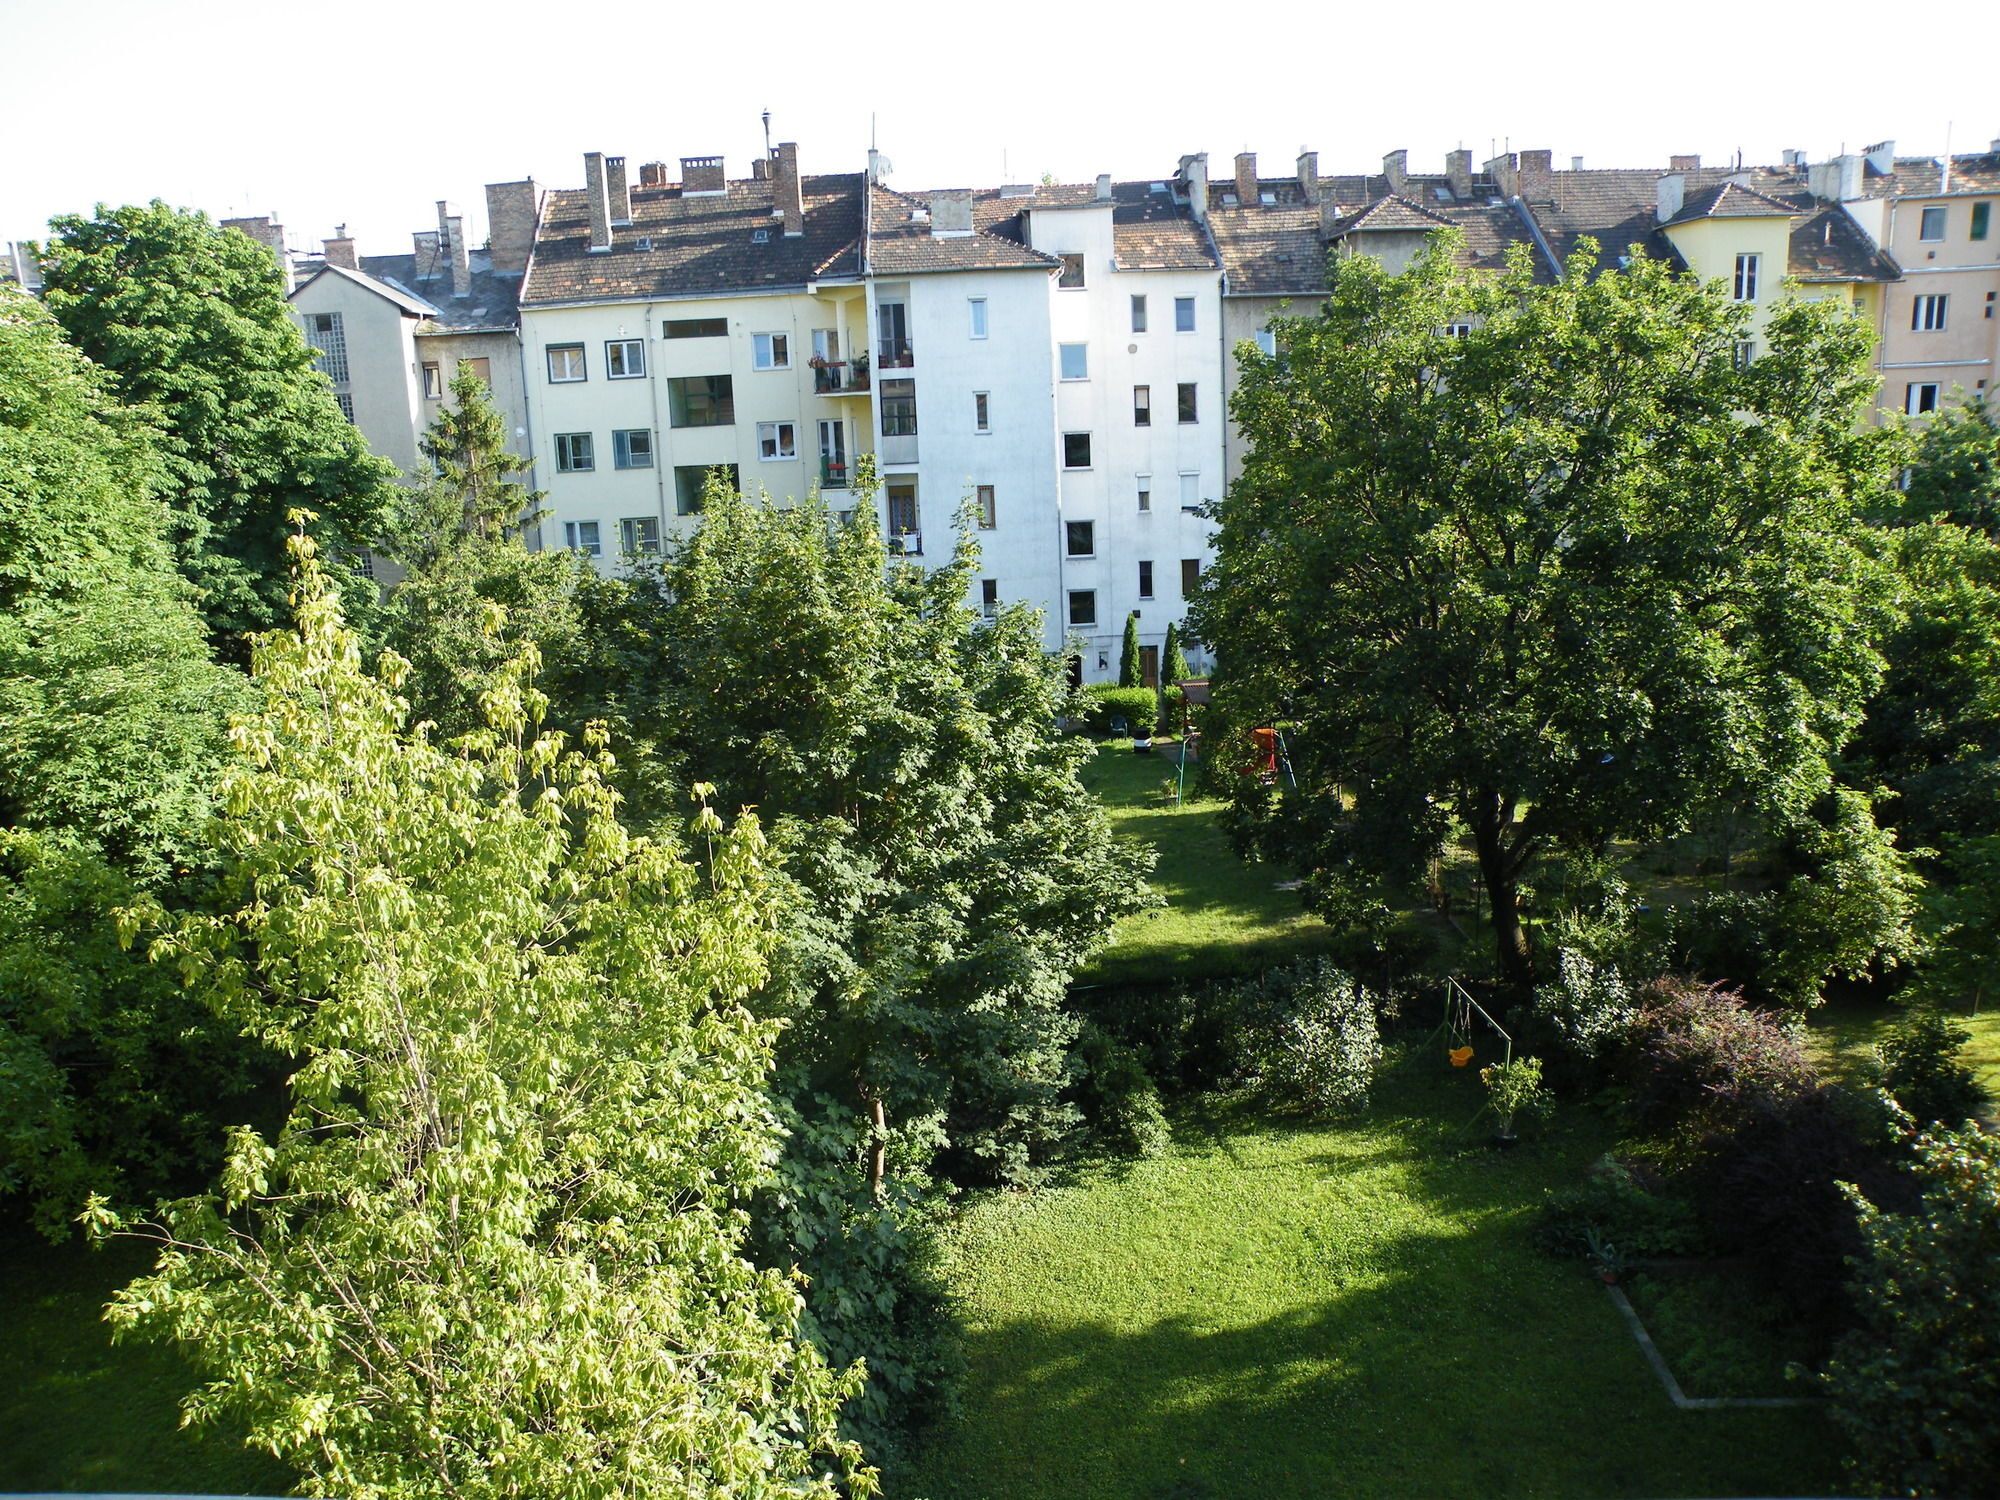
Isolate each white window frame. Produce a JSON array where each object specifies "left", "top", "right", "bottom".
[
  {"left": 980, "top": 578, "right": 999, "bottom": 618},
  {"left": 547, "top": 344, "right": 587, "bottom": 382},
  {"left": 752, "top": 332, "right": 791, "bottom": 371},
  {"left": 606, "top": 338, "right": 646, "bottom": 379},
  {"left": 1066, "top": 519, "right": 1095, "bottom": 558},
  {"left": 1138, "top": 559, "right": 1154, "bottom": 599},
  {"left": 1059, "top": 343, "right": 1089, "bottom": 381},
  {"left": 1179, "top": 471, "right": 1200, "bottom": 509},
  {"left": 1058, "top": 253, "right": 1085, "bottom": 289},
  {"left": 555, "top": 432, "right": 594, "bottom": 472},
  {"left": 619, "top": 516, "right": 661, "bottom": 557},
  {"left": 1067, "top": 589, "right": 1097, "bottom": 627},
  {"left": 968, "top": 297, "right": 988, "bottom": 339},
  {"left": 1174, "top": 296, "right": 1195, "bottom": 332},
  {"left": 1136, "top": 474, "right": 1152, "bottom": 513},
  {"left": 1906, "top": 381, "right": 1941, "bottom": 415},
  {"left": 612, "top": 428, "right": 653, "bottom": 469},
  {"left": 1732, "top": 254, "right": 1760, "bottom": 302},
  {"left": 756, "top": 420, "right": 799, "bottom": 461},
  {"left": 973, "top": 391, "right": 991, "bottom": 433},
  {"left": 422, "top": 361, "right": 443, "bottom": 398},
  {"left": 1131, "top": 294, "right": 1148, "bottom": 333},
  {"left": 563, "top": 519, "right": 601, "bottom": 557},
  {"left": 976, "top": 484, "right": 996, "bottom": 530},
  {"left": 1063, "top": 432, "right": 1092, "bottom": 469},
  {"left": 1919, "top": 206, "right": 1948, "bottom": 242},
  {"left": 1255, "top": 329, "right": 1278, "bottom": 356},
  {"left": 1733, "top": 340, "right": 1756, "bottom": 369},
  {"left": 1133, "top": 385, "right": 1151, "bottom": 426},
  {"left": 1912, "top": 294, "right": 1949, "bottom": 332}
]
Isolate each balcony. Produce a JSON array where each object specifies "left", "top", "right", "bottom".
[
  {"left": 813, "top": 359, "right": 870, "bottom": 395},
  {"left": 876, "top": 337, "right": 914, "bottom": 370},
  {"left": 820, "top": 456, "right": 850, "bottom": 489}
]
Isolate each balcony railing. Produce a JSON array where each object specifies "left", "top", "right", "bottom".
[
  {"left": 876, "top": 338, "right": 914, "bottom": 370},
  {"left": 820, "top": 456, "right": 850, "bottom": 488},
  {"left": 813, "top": 360, "right": 869, "bottom": 394}
]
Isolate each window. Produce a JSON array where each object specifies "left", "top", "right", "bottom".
[
  {"left": 334, "top": 392, "right": 355, "bottom": 421},
  {"left": 880, "top": 378, "right": 917, "bottom": 436},
  {"left": 973, "top": 391, "right": 990, "bottom": 433},
  {"left": 887, "top": 479, "right": 920, "bottom": 540},
  {"left": 1058, "top": 253, "right": 1085, "bottom": 289},
  {"left": 305, "top": 311, "right": 348, "bottom": 383},
  {"left": 555, "top": 432, "right": 594, "bottom": 472},
  {"left": 1130, "top": 295, "right": 1148, "bottom": 332},
  {"left": 1138, "top": 560, "right": 1154, "bottom": 599},
  {"left": 1174, "top": 296, "right": 1195, "bottom": 332},
  {"left": 1254, "top": 329, "right": 1278, "bottom": 357},
  {"left": 422, "top": 362, "right": 443, "bottom": 398},
  {"left": 606, "top": 338, "right": 646, "bottom": 378},
  {"left": 1906, "top": 382, "right": 1941, "bottom": 415},
  {"left": 665, "top": 317, "right": 728, "bottom": 338},
  {"left": 1063, "top": 432, "right": 1092, "bottom": 468},
  {"left": 1442, "top": 323, "right": 1472, "bottom": 339},
  {"left": 1177, "top": 383, "right": 1198, "bottom": 423},
  {"left": 818, "top": 419, "right": 848, "bottom": 486},
  {"left": 1989, "top": 291, "right": 1997, "bottom": 320},
  {"left": 1919, "top": 206, "right": 1948, "bottom": 242},
  {"left": 667, "top": 374, "right": 734, "bottom": 427},
  {"left": 1133, "top": 385, "right": 1151, "bottom": 426},
  {"left": 757, "top": 421, "right": 798, "bottom": 460},
  {"left": 1733, "top": 340, "right": 1756, "bottom": 369},
  {"left": 1912, "top": 294, "right": 1949, "bottom": 331},
  {"left": 968, "top": 297, "right": 988, "bottom": 338},
  {"left": 547, "top": 343, "right": 586, "bottom": 382},
  {"left": 1066, "top": 520, "right": 1095, "bottom": 557},
  {"left": 612, "top": 428, "right": 653, "bottom": 468},
  {"left": 1068, "top": 590, "right": 1097, "bottom": 627},
  {"left": 619, "top": 517, "right": 661, "bottom": 557},
  {"left": 976, "top": 484, "right": 996, "bottom": 529},
  {"left": 877, "top": 302, "right": 912, "bottom": 367},
  {"left": 1179, "top": 472, "right": 1200, "bottom": 509},
  {"left": 1181, "top": 558, "right": 1202, "bottom": 595},
  {"left": 350, "top": 549, "right": 376, "bottom": 580},
  {"left": 752, "top": 332, "right": 791, "bottom": 370},
  {"left": 674, "top": 463, "right": 738, "bottom": 515},
  {"left": 1973, "top": 203, "right": 1991, "bottom": 241},
  {"left": 1059, "top": 343, "right": 1089, "bottom": 380},
  {"left": 1136, "top": 475, "right": 1152, "bottom": 512},
  {"left": 812, "top": 328, "right": 840, "bottom": 362},
  {"left": 563, "top": 520, "right": 602, "bottom": 557},
  {"left": 980, "top": 578, "right": 998, "bottom": 618},
  {"left": 1732, "top": 254, "right": 1759, "bottom": 302},
  {"left": 462, "top": 357, "right": 491, "bottom": 387}
]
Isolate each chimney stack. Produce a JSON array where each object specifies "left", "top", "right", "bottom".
[
  {"left": 1234, "top": 151, "right": 1257, "bottom": 205},
  {"left": 1382, "top": 148, "right": 1408, "bottom": 195},
  {"left": 681, "top": 155, "right": 727, "bottom": 195},
  {"left": 1095, "top": 172, "right": 1113, "bottom": 201},
  {"left": 1518, "top": 149, "right": 1553, "bottom": 199},
  {"left": 222, "top": 216, "right": 290, "bottom": 289},
  {"left": 1483, "top": 152, "right": 1519, "bottom": 199},
  {"left": 484, "top": 180, "right": 537, "bottom": 274},
  {"left": 774, "top": 141, "right": 804, "bottom": 236},
  {"left": 323, "top": 225, "right": 358, "bottom": 270},
  {"left": 751, "top": 157, "right": 771, "bottom": 181},
  {"left": 1296, "top": 149, "right": 1319, "bottom": 205},
  {"left": 1571, "top": 155, "right": 1584, "bottom": 172},
  {"left": 867, "top": 148, "right": 891, "bottom": 185},
  {"left": 1669, "top": 153, "right": 1701, "bottom": 172},
  {"left": 412, "top": 230, "right": 441, "bottom": 279},
  {"left": 1863, "top": 140, "right": 1896, "bottom": 174},
  {"left": 607, "top": 155, "right": 631, "bottom": 224},
  {"left": 584, "top": 151, "right": 612, "bottom": 253},
  {"left": 438, "top": 203, "right": 471, "bottom": 298},
  {"left": 639, "top": 161, "right": 667, "bottom": 188},
  {"left": 929, "top": 188, "right": 973, "bottom": 236},
  {"left": 1179, "top": 153, "right": 1209, "bottom": 223},
  {"left": 1809, "top": 155, "right": 1863, "bottom": 203},
  {"left": 1444, "top": 149, "right": 1472, "bottom": 200},
  {"left": 1656, "top": 174, "right": 1687, "bottom": 222}
]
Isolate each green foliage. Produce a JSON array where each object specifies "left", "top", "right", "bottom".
[
  {"left": 1822, "top": 1122, "right": 2000, "bottom": 1497},
  {"left": 92, "top": 539, "right": 873, "bottom": 1499},
  {"left": 1069, "top": 1023, "right": 1172, "bottom": 1157},
  {"left": 1762, "top": 785, "right": 1921, "bottom": 1006},
  {"left": 1237, "top": 958, "right": 1383, "bottom": 1117},
  {"left": 1079, "top": 684, "right": 1161, "bottom": 735},
  {"left": 1535, "top": 1157, "right": 1705, "bottom": 1259},
  {"left": 1524, "top": 947, "right": 1638, "bottom": 1083},
  {"left": 39, "top": 203, "right": 397, "bottom": 650},
  {"left": 1117, "top": 613, "right": 1142, "bottom": 688},
  {"left": 1874, "top": 1006, "right": 1992, "bottom": 1126},
  {"left": 1626, "top": 979, "right": 1816, "bottom": 1142},
  {"left": 1895, "top": 393, "right": 2000, "bottom": 533},
  {"left": 1196, "top": 232, "right": 1892, "bottom": 984},
  {"left": 1919, "top": 832, "right": 2000, "bottom": 1008},
  {"left": 1480, "top": 1054, "right": 1554, "bottom": 1135},
  {"left": 1160, "top": 620, "right": 1191, "bottom": 688}
]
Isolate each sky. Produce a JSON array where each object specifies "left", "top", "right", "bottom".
[{"left": 5, "top": 0, "right": 1996, "bottom": 259}]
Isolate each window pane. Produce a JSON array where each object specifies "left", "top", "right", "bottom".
[
  {"left": 548, "top": 344, "right": 585, "bottom": 381},
  {"left": 668, "top": 375, "right": 734, "bottom": 427},
  {"left": 977, "top": 485, "right": 996, "bottom": 529},
  {"left": 1175, "top": 297, "right": 1195, "bottom": 332},
  {"left": 1060, "top": 344, "right": 1088, "bottom": 380},
  {"left": 1064, "top": 432, "right": 1091, "bottom": 468},
  {"left": 1058, "top": 254, "right": 1085, "bottom": 289},
  {"left": 880, "top": 378, "right": 917, "bottom": 436},
  {"left": 974, "top": 391, "right": 990, "bottom": 432},
  {"left": 1131, "top": 295, "right": 1148, "bottom": 332},
  {"left": 1181, "top": 558, "right": 1201, "bottom": 594},
  {"left": 1138, "top": 559, "right": 1153, "bottom": 597},
  {"left": 1133, "top": 385, "right": 1151, "bottom": 426},
  {"left": 969, "top": 298, "right": 988, "bottom": 338},
  {"left": 1066, "top": 520, "right": 1094, "bottom": 556},
  {"left": 1178, "top": 383, "right": 1197, "bottom": 423},
  {"left": 664, "top": 318, "right": 727, "bottom": 338},
  {"left": 1068, "top": 590, "right": 1096, "bottom": 626}
]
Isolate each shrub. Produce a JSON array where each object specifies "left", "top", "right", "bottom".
[
  {"left": 1535, "top": 1157, "right": 1705, "bottom": 1260},
  {"left": 1158, "top": 684, "right": 1188, "bottom": 732},
  {"left": 1875, "top": 1006, "right": 1992, "bottom": 1127},
  {"left": 1521, "top": 947, "right": 1638, "bottom": 1089},
  {"left": 1663, "top": 891, "right": 1779, "bottom": 1000},
  {"left": 1481, "top": 1054, "right": 1554, "bottom": 1137},
  {"left": 1071, "top": 1023, "right": 1172, "bottom": 1157},
  {"left": 1075, "top": 980, "right": 1253, "bottom": 1096},
  {"left": 1079, "top": 684, "right": 1162, "bottom": 735},
  {"left": 1239, "top": 959, "right": 1383, "bottom": 1117},
  {"left": 1822, "top": 1123, "right": 2000, "bottom": 1497},
  {"left": 1624, "top": 978, "right": 1816, "bottom": 1143}
]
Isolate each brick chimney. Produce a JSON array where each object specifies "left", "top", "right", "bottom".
[
  {"left": 773, "top": 141, "right": 804, "bottom": 236},
  {"left": 1382, "top": 149, "right": 1409, "bottom": 196},
  {"left": 222, "top": 216, "right": 290, "bottom": 289},
  {"left": 751, "top": 157, "right": 770, "bottom": 181},
  {"left": 1656, "top": 174, "right": 1687, "bottom": 223},
  {"left": 1483, "top": 152, "right": 1519, "bottom": 199},
  {"left": 1445, "top": 149, "right": 1472, "bottom": 200},
  {"left": 607, "top": 156, "right": 631, "bottom": 224},
  {"left": 639, "top": 161, "right": 667, "bottom": 188},
  {"left": 1669, "top": 154, "right": 1701, "bottom": 172},
  {"left": 1296, "top": 149, "right": 1319, "bottom": 205},
  {"left": 584, "top": 152, "right": 612, "bottom": 253},
  {"left": 438, "top": 203, "right": 471, "bottom": 298},
  {"left": 681, "top": 155, "right": 727, "bottom": 195},
  {"left": 484, "top": 180, "right": 537, "bottom": 274},
  {"left": 323, "top": 225, "right": 358, "bottom": 269},
  {"left": 412, "top": 230, "right": 442, "bottom": 279},
  {"left": 1518, "top": 149, "right": 1553, "bottom": 199},
  {"left": 1235, "top": 151, "right": 1257, "bottom": 206}
]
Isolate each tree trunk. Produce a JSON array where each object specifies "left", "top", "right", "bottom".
[
  {"left": 1470, "top": 804, "right": 1533, "bottom": 986},
  {"left": 864, "top": 1090, "right": 887, "bottom": 1202}
]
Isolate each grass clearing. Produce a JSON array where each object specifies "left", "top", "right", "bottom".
[
  {"left": 897, "top": 1062, "right": 1838, "bottom": 1500},
  {"left": 1805, "top": 992, "right": 2000, "bottom": 1099}
]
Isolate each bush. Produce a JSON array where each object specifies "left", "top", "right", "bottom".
[
  {"left": 1070, "top": 1022, "right": 1172, "bottom": 1157},
  {"left": 1664, "top": 891, "right": 1779, "bottom": 1001},
  {"left": 1875, "top": 1006, "right": 1992, "bottom": 1127},
  {"left": 1239, "top": 959, "right": 1382, "bottom": 1117},
  {"left": 1822, "top": 1122, "right": 2000, "bottom": 1497},
  {"left": 1158, "top": 684, "right": 1187, "bottom": 731},
  {"left": 1520, "top": 947, "right": 1638, "bottom": 1090},
  {"left": 1079, "top": 684, "right": 1162, "bottom": 735},
  {"left": 1624, "top": 978, "right": 1816, "bottom": 1143},
  {"left": 1073, "top": 979, "right": 1252, "bottom": 1096},
  {"left": 1481, "top": 1055, "right": 1555, "bottom": 1137},
  {"left": 1535, "top": 1157, "right": 1706, "bottom": 1260}
]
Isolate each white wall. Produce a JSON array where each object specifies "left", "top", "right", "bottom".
[{"left": 290, "top": 277, "right": 425, "bottom": 474}]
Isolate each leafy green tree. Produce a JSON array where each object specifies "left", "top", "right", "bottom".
[
  {"left": 1118, "top": 611, "right": 1143, "bottom": 687},
  {"left": 1822, "top": 1121, "right": 2000, "bottom": 1497},
  {"left": 1917, "top": 833, "right": 2000, "bottom": 1010},
  {"left": 1195, "top": 234, "right": 1892, "bottom": 983},
  {"left": 92, "top": 536, "right": 874, "bottom": 1499},
  {"left": 1162, "top": 620, "right": 1191, "bottom": 688},
  {"left": 39, "top": 203, "right": 397, "bottom": 652},
  {"left": 1895, "top": 393, "right": 2000, "bottom": 533}
]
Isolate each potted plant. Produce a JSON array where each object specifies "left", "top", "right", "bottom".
[
  {"left": 1480, "top": 1054, "right": 1552, "bottom": 1146},
  {"left": 1584, "top": 1228, "right": 1627, "bottom": 1286}
]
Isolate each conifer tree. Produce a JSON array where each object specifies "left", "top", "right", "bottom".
[{"left": 1119, "top": 611, "right": 1143, "bottom": 688}]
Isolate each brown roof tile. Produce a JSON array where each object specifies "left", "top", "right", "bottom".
[
  {"left": 1660, "top": 180, "right": 1802, "bottom": 226},
  {"left": 1789, "top": 204, "right": 1901, "bottom": 282},
  {"left": 865, "top": 184, "right": 1062, "bottom": 275},
  {"left": 1880, "top": 153, "right": 2000, "bottom": 197}
]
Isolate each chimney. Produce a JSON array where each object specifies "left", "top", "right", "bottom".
[
  {"left": 607, "top": 155, "right": 631, "bottom": 224},
  {"left": 584, "top": 151, "right": 612, "bottom": 253},
  {"left": 1234, "top": 151, "right": 1257, "bottom": 206},
  {"left": 1483, "top": 152, "right": 1519, "bottom": 199},
  {"left": 1656, "top": 174, "right": 1686, "bottom": 223},
  {"left": 751, "top": 157, "right": 770, "bottom": 181},
  {"left": 1810, "top": 154, "right": 1864, "bottom": 203},
  {"left": 222, "top": 216, "right": 290, "bottom": 288},
  {"left": 438, "top": 203, "right": 471, "bottom": 298},
  {"left": 1095, "top": 172, "right": 1112, "bottom": 201},
  {"left": 638, "top": 161, "right": 667, "bottom": 188},
  {"left": 412, "top": 230, "right": 441, "bottom": 279},
  {"left": 1669, "top": 154, "right": 1701, "bottom": 172},
  {"left": 1570, "top": 155, "right": 1584, "bottom": 172},
  {"left": 484, "top": 180, "right": 537, "bottom": 274},
  {"left": 867, "top": 147, "right": 891, "bottom": 185},
  {"left": 1518, "top": 149, "right": 1554, "bottom": 199},
  {"left": 1863, "top": 139, "right": 1896, "bottom": 174},
  {"left": 1445, "top": 149, "right": 1472, "bottom": 200},
  {"left": 1179, "top": 152, "right": 1209, "bottom": 223},
  {"left": 929, "top": 188, "right": 973, "bottom": 236},
  {"left": 323, "top": 225, "right": 358, "bottom": 270},
  {"left": 1382, "top": 148, "right": 1408, "bottom": 195},
  {"left": 774, "top": 141, "right": 803, "bottom": 236},
  {"left": 1296, "top": 149, "right": 1319, "bottom": 205},
  {"left": 681, "top": 155, "right": 727, "bottom": 195}
]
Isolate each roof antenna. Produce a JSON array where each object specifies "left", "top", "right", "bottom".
[{"left": 762, "top": 109, "right": 773, "bottom": 160}]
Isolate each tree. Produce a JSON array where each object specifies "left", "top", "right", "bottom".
[
  {"left": 1895, "top": 393, "right": 2000, "bottom": 534},
  {"left": 382, "top": 361, "right": 542, "bottom": 570},
  {"left": 1195, "top": 235, "right": 1892, "bottom": 983},
  {"left": 1118, "top": 611, "right": 1143, "bottom": 687},
  {"left": 39, "top": 203, "right": 397, "bottom": 652},
  {"left": 92, "top": 535, "right": 874, "bottom": 1499},
  {"left": 1162, "top": 620, "right": 1191, "bottom": 688}
]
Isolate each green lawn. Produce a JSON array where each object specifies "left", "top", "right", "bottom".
[
  {"left": 0, "top": 1225, "right": 293, "bottom": 1496},
  {"left": 896, "top": 1064, "right": 1839, "bottom": 1500},
  {"left": 1805, "top": 991, "right": 2000, "bottom": 1102}
]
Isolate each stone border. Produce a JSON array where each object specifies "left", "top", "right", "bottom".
[{"left": 1604, "top": 1283, "right": 1821, "bottom": 1410}]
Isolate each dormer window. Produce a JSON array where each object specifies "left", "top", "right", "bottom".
[{"left": 752, "top": 228, "right": 771, "bottom": 244}]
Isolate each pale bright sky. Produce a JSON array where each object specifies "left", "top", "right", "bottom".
[{"left": 5, "top": 0, "right": 1995, "bottom": 259}]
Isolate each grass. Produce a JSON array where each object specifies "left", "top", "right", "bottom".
[
  {"left": 1804, "top": 992, "right": 2000, "bottom": 1099},
  {"left": 0, "top": 1224, "right": 294, "bottom": 1496},
  {"left": 895, "top": 1062, "right": 1840, "bottom": 1500},
  {"left": 1620, "top": 1264, "right": 1820, "bottom": 1401}
]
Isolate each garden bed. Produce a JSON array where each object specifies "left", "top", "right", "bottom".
[{"left": 1617, "top": 1262, "right": 1824, "bottom": 1403}]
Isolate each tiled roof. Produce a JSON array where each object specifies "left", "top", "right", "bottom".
[
  {"left": 291, "top": 260, "right": 440, "bottom": 318},
  {"left": 1879, "top": 153, "right": 2000, "bottom": 198},
  {"left": 1789, "top": 204, "right": 1901, "bottom": 282},
  {"left": 1660, "top": 180, "right": 1802, "bottom": 227},
  {"left": 1518, "top": 165, "right": 1804, "bottom": 272},
  {"left": 865, "top": 184, "right": 1061, "bottom": 275},
  {"left": 521, "top": 172, "right": 865, "bottom": 305},
  {"left": 1207, "top": 194, "right": 1551, "bottom": 295},
  {"left": 967, "top": 180, "right": 1217, "bottom": 271},
  {"left": 355, "top": 251, "right": 522, "bottom": 332},
  {"left": 1324, "top": 194, "right": 1456, "bottom": 235}
]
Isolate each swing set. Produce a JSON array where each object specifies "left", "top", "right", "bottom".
[{"left": 1425, "top": 977, "right": 1511, "bottom": 1076}]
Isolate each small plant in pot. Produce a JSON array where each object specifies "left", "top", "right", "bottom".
[
  {"left": 1584, "top": 1228, "right": 1628, "bottom": 1286},
  {"left": 1480, "top": 1054, "right": 1554, "bottom": 1146}
]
